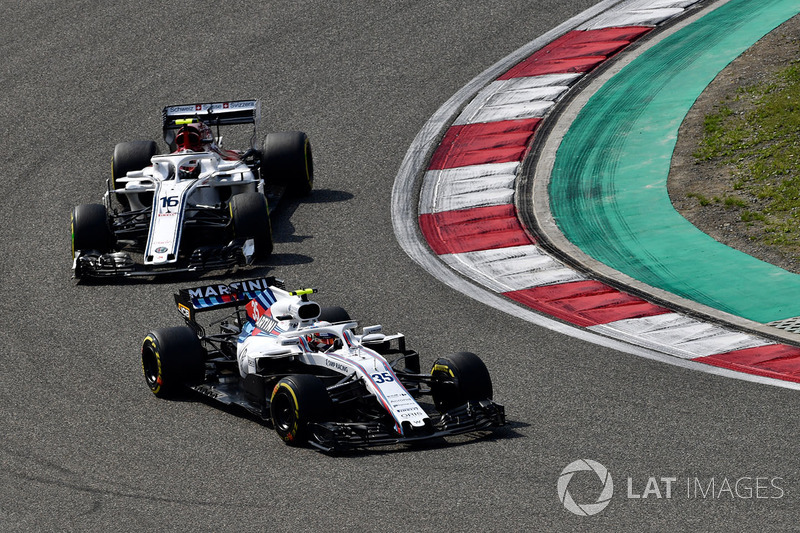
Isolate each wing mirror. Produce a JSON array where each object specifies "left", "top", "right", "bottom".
[{"left": 361, "top": 325, "right": 385, "bottom": 344}]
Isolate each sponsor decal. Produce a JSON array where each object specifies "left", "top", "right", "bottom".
[
  {"left": 187, "top": 278, "right": 271, "bottom": 299},
  {"left": 167, "top": 105, "right": 196, "bottom": 114},
  {"left": 390, "top": 398, "right": 418, "bottom": 407},
  {"left": 228, "top": 278, "right": 271, "bottom": 293},
  {"left": 325, "top": 359, "right": 350, "bottom": 373},
  {"left": 155, "top": 246, "right": 168, "bottom": 253},
  {"left": 167, "top": 101, "right": 254, "bottom": 115},
  {"left": 178, "top": 303, "right": 191, "bottom": 319},
  {"left": 255, "top": 315, "right": 277, "bottom": 332}
]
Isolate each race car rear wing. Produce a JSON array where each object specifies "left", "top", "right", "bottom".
[
  {"left": 174, "top": 276, "right": 284, "bottom": 322},
  {"left": 162, "top": 100, "right": 261, "bottom": 145}
]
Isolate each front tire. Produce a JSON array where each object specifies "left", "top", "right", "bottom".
[
  {"left": 112, "top": 140, "right": 157, "bottom": 209},
  {"left": 229, "top": 192, "right": 273, "bottom": 258},
  {"left": 430, "top": 351, "right": 493, "bottom": 412},
  {"left": 270, "top": 374, "right": 332, "bottom": 446},
  {"left": 318, "top": 306, "right": 351, "bottom": 324},
  {"left": 71, "top": 204, "right": 113, "bottom": 254},
  {"left": 261, "top": 131, "right": 313, "bottom": 196},
  {"left": 141, "top": 327, "right": 205, "bottom": 398}
]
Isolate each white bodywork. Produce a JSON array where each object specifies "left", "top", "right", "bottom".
[
  {"left": 111, "top": 151, "right": 260, "bottom": 265},
  {"left": 237, "top": 290, "right": 430, "bottom": 432}
]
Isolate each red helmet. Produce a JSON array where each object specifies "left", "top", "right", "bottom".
[{"left": 174, "top": 122, "right": 213, "bottom": 152}]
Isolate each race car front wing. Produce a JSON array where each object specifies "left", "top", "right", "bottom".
[
  {"left": 73, "top": 238, "right": 254, "bottom": 278},
  {"left": 306, "top": 399, "right": 506, "bottom": 452}
]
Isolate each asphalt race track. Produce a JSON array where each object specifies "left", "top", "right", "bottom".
[{"left": 2, "top": 1, "right": 799, "bottom": 530}]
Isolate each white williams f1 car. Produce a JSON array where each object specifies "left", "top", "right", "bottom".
[
  {"left": 71, "top": 100, "right": 312, "bottom": 278},
  {"left": 141, "top": 278, "right": 505, "bottom": 452}
]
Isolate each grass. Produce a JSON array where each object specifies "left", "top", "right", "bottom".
[
  {"left": 685, "top": 192, "right": 746, "bottom": 208},
  {"left": 687, "top": 191, "right": 711, "bottom": 205},
  {"left": 694, "top": 61, "right": 800, "bottom": 250},
  {"left": 723, "top": 196, "right": 746, "bottom": 208}
]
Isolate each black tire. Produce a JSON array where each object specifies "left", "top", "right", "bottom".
[
  {"left": 112, "top": 140, "right": 157, "bottom": 209},
  {"left": 430, "top": 351, "right": 493, "bottom": 411},
  {"left": 71, "top": 204, "right": 114, "bottom": 254},
  {"left": 141, "top": 327, "right": 205, "bottom": 398},
  {"left": 270, "top": 374, "right": 332, "bottom": 446},
  {"left": 318, "top": 306, "right": 351, "bottom": 324},
  {"left": 261, "top": 131, "right": 313, "bottom": 196},
  {"left": 229, "top": 192, "right": 273, "bottom": 258}
]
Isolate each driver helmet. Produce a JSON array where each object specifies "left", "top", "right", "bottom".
[
  {"left": 174, "top": 122, "right": 213, "bottom": 152},
  {"left": 178, "top": 162, "right": 201, "bottom": 180},
  {"left": 306, "top": 332, "right": 337, "bottom": 351}
]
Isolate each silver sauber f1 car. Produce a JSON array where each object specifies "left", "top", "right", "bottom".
[
  {"left": 141, "top": 278, "right": 506, "bottom": 452},
  {"left": 71, "top": 100, "right": 312, "bottom": 278}
]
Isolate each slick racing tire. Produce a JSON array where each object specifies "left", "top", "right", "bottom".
[
  {"left": 112, "top": 140, "right": 157, "bottom": 209},
  {"left": 229, "top": 192, "right": 274, "bottom": 258},
  {"left": 141, "top": 327, "right": 205, "bottom": 398},
  {"left": 261, "top": 131, "right": 313, "bottom": 196},
  {"left": 71, "top": 203, "right": 114, "bottom": 254},
  {"left": 270, "top": 374, "right": 332, "bottom": 446},
  {"left": 318, "top": 306, "right": 351, "bottom": 324},
  {"left": 430, "top": 351, "right": 493, "bottom": 412}
]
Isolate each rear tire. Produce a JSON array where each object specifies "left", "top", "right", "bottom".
[
  {"left": 318, "top": 306, "right": 351, "bottom": 324},
  {"left": 430, "top": 351, "right": 493, "bottom": 411},
  {"left": 270, "top": 374, "right": 332, "bottom": 446},
  {"left": 71, "top": 204, "right": 113, "bottom": 254},
  {"left": 141, "top": 327, "right": 205, "bottom": 398},
  {"left": 261, "top": 131, "right": 313, "bottom": 196},
  {"left": 112, "top": 140, "right": 157, "bottom": 209},
  {"left": 229, "top": 192, "right": 273, "bottom": 258}
]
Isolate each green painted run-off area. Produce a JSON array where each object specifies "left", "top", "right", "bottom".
[{"left": 550, "top": 0, "right": 800, "bottom": 324}]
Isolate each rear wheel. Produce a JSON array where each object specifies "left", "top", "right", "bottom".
[
  {"left": 141, "top": 327, "right": 205, "bottom": 398},
  {"left": 430, "top": 351, "right": 493, "bottom": 411},
  {"left": 112, "top": 140, "right": 157, "bottom": 209},
  {"left": 229, "top": 192, "right": 273, "bottom": 258},
  {"left": 71, "top": 204, "right": 113, "bottom": 254},
  {"left": 270, "top": 374, "right": 332, "bottom": 445},
  {"left": 261, "top": 131, "right": 313, "bottom": 196},
  {"left": 318, "top": 306, "right": 351, "bottom": 324}
]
